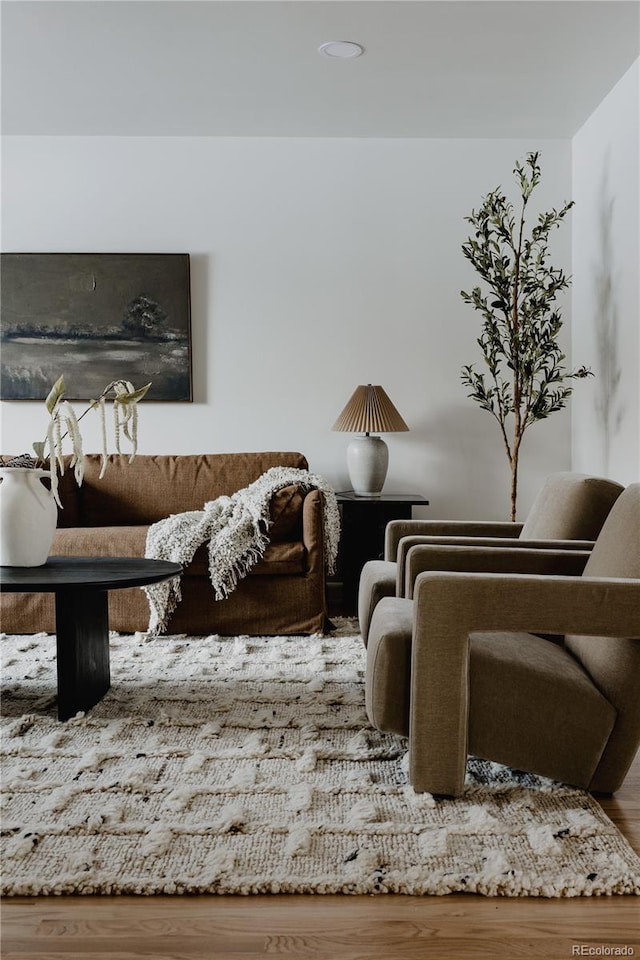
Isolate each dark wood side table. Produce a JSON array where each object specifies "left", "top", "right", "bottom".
[
  {"left": 0, "top": 557, "right": 182, "bottom": 720},
  {"left": 336, "top": 492, "right": 429, "bottom": 612}
]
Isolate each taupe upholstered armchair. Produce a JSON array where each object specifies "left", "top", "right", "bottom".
[
  {"left": 359, "top": 472, "right": 624, "bottom": 644},
  {"left": 365, "top": 483, "right": 640, "bottom": 797}
]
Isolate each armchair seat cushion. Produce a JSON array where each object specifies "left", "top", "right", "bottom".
[
  {"left": 469, "top": 631, "right": 616, "bottom": 787},
  {"left": 366, "top": 597, "right": 413, "bottom": 736},
  {"left": 359, "top": 559, "right": 397, "bottom": 647}
]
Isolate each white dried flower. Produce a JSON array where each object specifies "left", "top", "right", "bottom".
[
  {"left": 98, "top": 397, "right": 108, "bottom": 479},
  {"left": 28, "top": 375, "right": 150, "bottom": 506}
]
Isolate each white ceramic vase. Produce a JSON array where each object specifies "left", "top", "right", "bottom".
[{"left": 0, "top": 467, "right": 58, "bottom": 566}]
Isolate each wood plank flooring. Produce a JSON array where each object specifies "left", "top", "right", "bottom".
[{"left": 2, "top": 892, "right": 639, "bottom": 960}]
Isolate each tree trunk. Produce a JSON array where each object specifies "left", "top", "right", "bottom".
[{"left": 510, "top": 455, "right": 519, "bottom": 522}]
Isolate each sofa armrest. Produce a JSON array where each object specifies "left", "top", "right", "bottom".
[
  {"left": 409, "top": 572, "right": 640, "bottom": 796},
  {"left": 301, "top": 489, "right": 325, "bottom": 572},
  {"left": 398, "top": 539, "right": 592, "bottom": 597},
  {"left": 384, "top": 520, "right": 523, "bottom": 560}
]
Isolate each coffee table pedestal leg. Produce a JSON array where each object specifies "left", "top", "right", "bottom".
[{"left": 55, "top": 589, "right": 111, "bottom": 721}]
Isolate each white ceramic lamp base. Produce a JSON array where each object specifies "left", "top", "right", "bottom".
[{"left": 346, "top": 435, "right": 389, "bottom": 497}]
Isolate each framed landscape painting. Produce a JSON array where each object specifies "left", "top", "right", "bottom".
[{"left": 0, "top": 253, "right": 192, "bottom": 401}]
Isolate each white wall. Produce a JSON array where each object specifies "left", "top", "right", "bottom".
[
  {"left": 1, "top": 136, "right": 574, "bottom": 519},
  {"left": 572, "top": 59, "right": 640, "bottom": 483}
]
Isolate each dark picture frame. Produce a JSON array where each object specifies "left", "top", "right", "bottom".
[{"left": 0, "top": 253, "right": 192, "bottom": 401}]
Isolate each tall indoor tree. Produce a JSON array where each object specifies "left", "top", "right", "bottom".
[{"left": 460, "top": 151, "right": 592, "bottom": 520}]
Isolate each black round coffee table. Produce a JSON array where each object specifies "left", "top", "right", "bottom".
[{"left": 0, "top": 557, "right": 182, "bottom": 720}]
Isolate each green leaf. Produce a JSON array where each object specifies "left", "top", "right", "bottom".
[
  {"left": 45, "top": 375, "right": 65, "bottom": 415},
  {"left": 32, "top": 441, "right": 46, "bottom": 461}
]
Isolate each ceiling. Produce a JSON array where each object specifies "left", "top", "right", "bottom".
[{"left": 2, "top": 1, "right": 639, "bottom": 138}]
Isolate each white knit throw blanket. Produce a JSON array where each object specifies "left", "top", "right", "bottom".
[{"left": 144, "top": 466, "right": 340, "bottom": 634}]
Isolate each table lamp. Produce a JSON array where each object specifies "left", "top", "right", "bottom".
[{"left": 332, "top": 384, "right": 409, "bottom": 496}]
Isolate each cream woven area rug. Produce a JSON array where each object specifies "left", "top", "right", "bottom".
[{"left": 2, "top": 619, "right": 639, "bottom": 897}]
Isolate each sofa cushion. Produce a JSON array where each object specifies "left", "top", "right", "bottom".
[
  {"left": 52, "top": 525, "right": 306, "bottom": 576},
  {"left": 186, "top": 541, "right": 306, "bottom": 577},
  {"left": 77, "top": 452, "right": 308, "bottom": 525},
  {"left": 51, "top": 525, "right": 148, "bottom": 557},
  {"left": 54, "top": 467, "right": 83, "bottom": 528}
]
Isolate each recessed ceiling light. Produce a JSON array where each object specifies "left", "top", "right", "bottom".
[{"left": 318, "top": 41, "right": 364, "bottom": 59}]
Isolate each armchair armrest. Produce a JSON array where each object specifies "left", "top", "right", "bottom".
[
  {"left": 396, "top": 536, "right": 595, "bottom": 597},
  {"left": 384, "top": 519, "right": 523, "bottom": 561},
  {"left": 401, "top": 543, "right": 591, "bottom": 598},
  {"left": 410, "top": 572, "right": 640, "bottom": 796}
]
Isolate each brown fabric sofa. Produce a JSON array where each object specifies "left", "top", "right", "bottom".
[{"left": 0, "top": 452, "right": 329, "bottom": 636}]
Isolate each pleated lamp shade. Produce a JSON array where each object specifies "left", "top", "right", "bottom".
[
  {"left": 332, "top": 385, "right": 409, "bottom": 435},
  {"left": 332, "top": 385, "right": 408, "bottom": 497}
]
